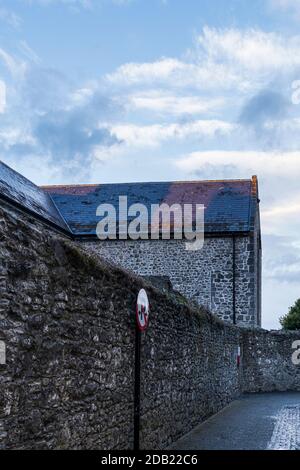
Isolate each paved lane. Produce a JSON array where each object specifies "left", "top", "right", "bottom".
[{"left": 169, "top": 392, "right": 300, "bottom": 450}]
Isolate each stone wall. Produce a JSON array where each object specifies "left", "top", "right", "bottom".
[
  {"left": 241, "top": 329, "right": 300, "bottom": 393},
  {"left": 0, "top": 201, "right": 299, "bottom": 450},
  {"left": 84, "top": 234, "right": 258, "bottom": 326},
  {"left": 0, "top": 201, "right": 242, "bottom": 450}
]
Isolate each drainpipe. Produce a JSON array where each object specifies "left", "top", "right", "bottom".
[{"left": 232, "top": 236, "right": 237, "bottom": 325}]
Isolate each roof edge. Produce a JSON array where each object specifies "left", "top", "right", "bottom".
[
  {"left": 75, "top": 230, "right": 252, "bottom": 241},
  {"left": 41, "top": 177, "right": 253, "bottom": 189},
  {"left": 0, "top": 193, "right": 73, "bottom": 239},
  {"left": 248, "top": 175, "right": 260, "bottom": 232}
]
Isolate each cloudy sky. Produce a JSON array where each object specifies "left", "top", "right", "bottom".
[{"left": 1, "top": 0, "right": 300, "bottom": 328}]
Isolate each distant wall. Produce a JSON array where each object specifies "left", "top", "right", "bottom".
[
  {"left": 241, "top": 329, "right": 300, "bottom": 393},
  {"left": 0, "top": 201, "right": 299, "bottom": 450}
]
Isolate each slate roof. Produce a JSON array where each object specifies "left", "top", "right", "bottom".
[
  {"left": 0, "top": 160, "right": 70, "bottom": 232},
  {"left": 42, "top": 178, "right": 258, "bottom": 236},
  {"left": 0, "top": 159, "right": 258, "bottom": 237}
]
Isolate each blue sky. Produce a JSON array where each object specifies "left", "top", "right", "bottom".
[{"left": 1, "top": 0, "right": 300, "bottom": 328}]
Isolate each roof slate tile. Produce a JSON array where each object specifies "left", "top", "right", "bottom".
[{"left": 43, "top": 179, "right": 256, "bottom": 236}]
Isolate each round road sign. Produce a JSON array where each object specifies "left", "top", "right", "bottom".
[{"left": 136, "top": 289, "right": 150, "bottom": 331}]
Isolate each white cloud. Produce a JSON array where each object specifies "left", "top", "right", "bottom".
[
  {"left": 0, "top": 61, "right": 122, "bottom": 181},
  {"left": 0, "top": 7, "right": 22, "bottom": 28},
  {"left": 70, "top": 85, "right": 96, "bottom": 105},
  {"left": 107, "top": 27, "right": 300, "bottom": 94},
  {"left": 0, "top": 47, "right": 27, "bottom": 78},
  {"left": 265, "top": 118, "right": 300, "bottom": 131},
  {"left": 195, "top": 26, "right": 300, "bottom": 72},
  {"left": 176, "top": 150, "right": 300, "bottom": 179},
  {"left": 262, "top": 232, "right": 300, "bottom": 328},
  {"left": 263, "top": 235, "right": 300, "bottom": 283},
  {"left": 127, "top": 90, "right": 225, "bottom": 116},
  {"left": 262, "top": 197, "right": 300, "bottom": 238},
  {"left": 263, "top": 276, "right": 300, "bottom": 329},
  {"left": 18, "top": 41, "right": 41, "bottom": 64},
  {"left": 0, "top": 126, "right": 34, "bottom": 149},
  {"left": 106, "top": 56, "right": 245, "bottom": 91},
  {"left": 270, "top": 0, "right": 300, "bottom": 18},
  {"left": 263, "top": 200, "right": 300, "bottom": 218},
  {"left": 0, "top": 80, "right": 6, "bottom": 113},
  {"left": 107, "top": 58, "right": 186, "bottom": 85},
  {"left": 110, "top": 119, "right": 234, "bottom": 148},
  {"left": 176, "top": 150, "right": 300, "bottom": 238}
]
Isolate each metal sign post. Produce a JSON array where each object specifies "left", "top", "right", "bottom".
[
  {"left": 134, "top": 289, "right": 150, "bottom": 451},
  {"left": 237, "top": 346, "right": 241, "bottom": 368},
  {"left": 134, "top": 324, "right": 141, "bottom": 451},
  {"left": 0, "top": 341, "right": 6, "bottom": 365}
]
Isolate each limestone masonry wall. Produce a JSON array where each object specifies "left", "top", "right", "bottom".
[
  {"left": 241, "top": 329, "right": 300, "bottom": 393},
  {"left": 85, "top": 236, "right": 257, "bottom": 326},
  {"left": 0, "top": 201, "right": 299, "bottom": 450}
]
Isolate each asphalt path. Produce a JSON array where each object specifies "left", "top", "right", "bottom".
[{"left": 169, "top": 392, "right": 300, "bottom": 450}]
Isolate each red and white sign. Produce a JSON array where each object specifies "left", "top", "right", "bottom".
[{"left": 136, "top": 289, "right": 150, "bottom": 331}]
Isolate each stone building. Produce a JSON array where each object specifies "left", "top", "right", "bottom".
[{"left": 0, "top": 160, "right": 261, "bottom": 326}]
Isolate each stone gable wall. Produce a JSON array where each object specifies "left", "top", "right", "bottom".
[{"left": 84, "top": 235, "right": 257, "bottom": 326}]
